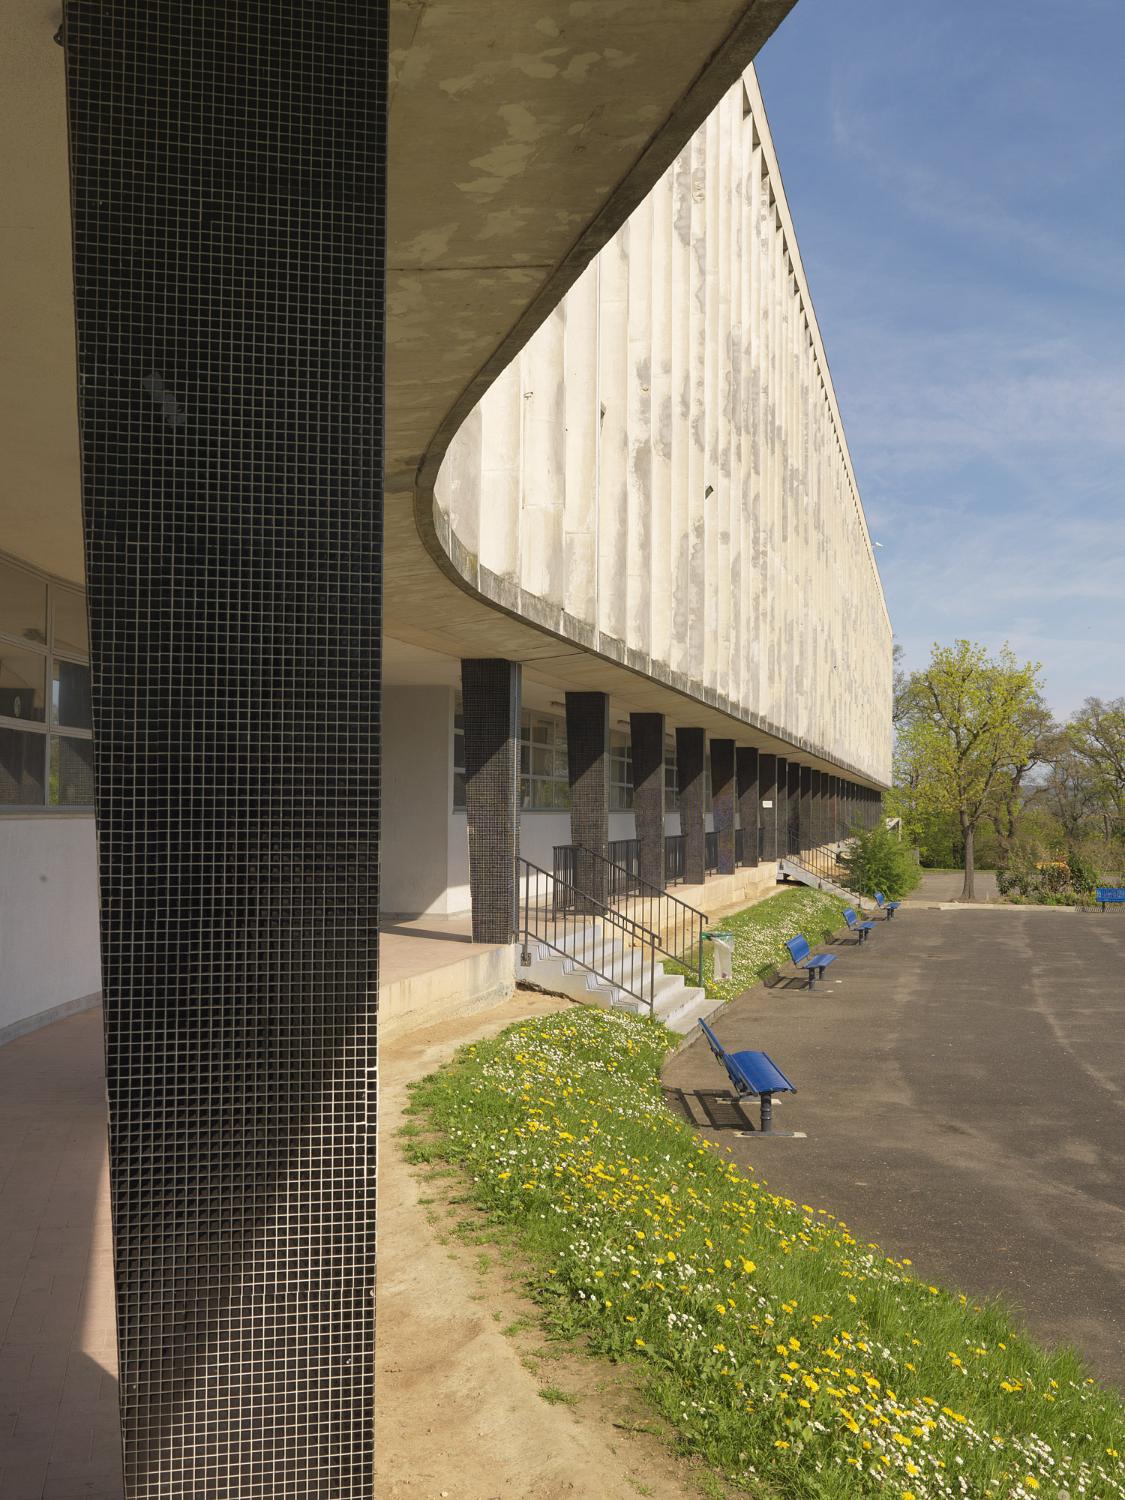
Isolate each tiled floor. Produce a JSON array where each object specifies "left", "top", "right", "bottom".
[{"left": 0, "top": 1008, "right": 121, "bottom": 1500}]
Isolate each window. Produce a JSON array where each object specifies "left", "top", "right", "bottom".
[
  {"left": 452, "top": 699, "right": 570, "bottom": 811},
  {"left": 609, "top": 731, "right": 632, "bottom": 811},
  {"left": 521, "top": 712, "right": 569, "bottom": 810},
  {"left": 0, "top": 556, "right": 93, "bottom": 809}
]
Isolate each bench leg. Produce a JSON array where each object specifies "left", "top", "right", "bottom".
[
  {"left": 806, "top": 968, "right": 815, "bottom": 991},
  {"left": 760, "top": 1092, "right": 773, "bottom": 1133}
]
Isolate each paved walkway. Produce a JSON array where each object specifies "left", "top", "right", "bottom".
[
  {"left": 0, "top": 1009, "right": 120, "bottom": 1500},
  {"left": 910, "top": 869, "right": 999, "bottom": 902},
  {"left": 664, "top": 906, "right": 1125, "bottom": 1387}
]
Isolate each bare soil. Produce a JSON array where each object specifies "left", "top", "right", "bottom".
[{"left": 377, "top": 994, "right": 736, "bottom": 1500}]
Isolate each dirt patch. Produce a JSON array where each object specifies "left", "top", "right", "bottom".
[{"left": 376, "top": 995, "right": 736, "bottom": 1500}]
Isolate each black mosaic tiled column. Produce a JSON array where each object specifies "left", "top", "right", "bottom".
[
  {"left": 709, "top": 739, "right": 736, "bottom": 875},
  {"left": 811, "top": 770, "right": 824, "bottom": 848},
  {"left": 630, "top": 712, "right": 665, "bottom": 888},
  {"left": 830, "top": 775, "right": 840, "bottom": 842},
  {"left": 736, "top": 747, "right": 759, "bottom": 868},
  {"left": 462, "top": 660, "right": 522, "bottom": 944},
  {"left": 787, "top": 761, "right": 802, "bottom": 856},
  {"left": 773, "top": 757, "right": 787, "bottom": 861},
  {"left": 676, "top": 728, "right": 706, "bottom": 886},
  {"left": 799, "top": 766, "right": 813, "bottom": 854},
  {"left": 566, "top": 692, "right": 610, "bottom": 907},
  {"left": 758, "top": 753, "right": 778, "bottom": 861},
  {"left": 64, "top": 4, "right": 385, "bottom": 1495}
]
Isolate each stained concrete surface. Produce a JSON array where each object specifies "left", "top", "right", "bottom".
[{"left": 663, "top": 906, "right": 1125, "bottom": 1388}]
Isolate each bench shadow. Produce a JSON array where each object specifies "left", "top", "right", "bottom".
[
  {"left": 662, "top": 1085, "right": 760, "bottom": 1133},
  {"left": 762, "top": 973, "right": 814, "bottom": 991}
]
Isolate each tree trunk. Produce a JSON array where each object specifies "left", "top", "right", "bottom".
[{"left": 960, "top": 819, "right": 976, "bottom": 902}]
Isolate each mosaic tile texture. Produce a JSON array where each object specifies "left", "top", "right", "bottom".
[{"left": 65, "top": 1, "right": 385, "bottom": 1493}]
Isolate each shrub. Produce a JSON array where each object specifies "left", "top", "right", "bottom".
[
  {"left": 840, "top": 822, "right": 921, "bottom": 900},
  {"left": 1066, "top": 849, "right": 1099, "bottom": 895}
]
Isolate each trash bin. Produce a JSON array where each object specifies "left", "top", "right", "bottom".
[{"left": 704, "top": 930, "right": 734, "bottom": 982}]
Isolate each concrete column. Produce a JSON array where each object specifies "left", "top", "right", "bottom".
[
  {"left": 787, "top": 761, "right": 802, "bottom": 856},
  {"left": 736, "top": 747, "right": 759, "bottom": 868},
  {"left": 799, "top": 765, "right": 813, "bottom": 854},
  {"left": 759, "top": 753, "right": 779, "bottom": 861},
  {"left": 65, "top": 5, "right": 386, "bottom": 1493},
  {"left": 676, "top": 727, "right": 707, "bottom": 886},
  {"left": 462, "top": 660, "right": 522, "bottom": 944},
  {"left": 630, "top": 712, "right": 665, "bottom": 888},
  {"left": 565, "top": 692, "right": 610, "bottom": 906},
  {"left": 774, "top": 756, "right": 788, "bottom": 861},
  {"left": 710, "top": 739, "right": 736, "bottom": 875}
]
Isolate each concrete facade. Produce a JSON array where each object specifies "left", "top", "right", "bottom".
[{"left": 435, "top": 66, "right": 891, "bottom": 787}]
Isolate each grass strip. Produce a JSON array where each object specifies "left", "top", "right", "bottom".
[
  {"left": 668, "top": 887, "right": 850, "bottom": 1000},
  {"left": 407, "top": 1006, "right": 1125, "bottom": 1499}
]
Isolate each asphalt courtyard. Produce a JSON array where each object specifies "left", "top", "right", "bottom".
[{"left": 663, "top": 905, "right": 1125, "bottom": 1388}]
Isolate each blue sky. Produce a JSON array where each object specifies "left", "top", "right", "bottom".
[{"left": 755, "top": 0, "right": 1125, "bottom": 718}]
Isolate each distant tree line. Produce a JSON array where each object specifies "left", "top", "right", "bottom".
[{"left": 888, "top": 639, "right": 1124, "bottom": 903}]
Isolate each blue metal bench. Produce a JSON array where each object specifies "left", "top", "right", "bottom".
[
  {"left": 785, "top": 933, "right": 836, "bottom": 989},
  {"left": 874, "top": 890, "right": 901, "bottom": 919},
  {"left": 1096, "top": 886, "right": 1125, "bottom": 912},
  {"left": 842, "top": 906, "right": 876, "bottom": 944},
  {"left": 698, "top": 1018, "right": 796, "bottom": 1134}
]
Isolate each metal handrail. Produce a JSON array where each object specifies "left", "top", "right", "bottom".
[
  {"left": 786, "top": 843, "right": 852, "bottom": 886},
  {"left": 519, "top": 857, "right": 659, "bottom": 1013},
  {"left": 551, "top": 843, "right": 707, "bottom": 986}
]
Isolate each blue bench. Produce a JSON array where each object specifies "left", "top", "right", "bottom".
[
  {"left": 785, "top": 933, "right": 836, "bottom": 989},
  {"left": 698, "top": 1018, "right": 796, "bottom": 1134},
  {"left": 842, "top": 907, "right": 876, "bottom": 944},
  {"left": 1096, "top": 886, "right": 1125, "bottom": 912},
  {"left": 874, "top": 890, "right": 901, "bottom": 920}
]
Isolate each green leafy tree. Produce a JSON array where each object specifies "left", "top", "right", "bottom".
[
  {"left": 1068, "top": 696, "right": 1125, "bottom": 843},
  {"left": 896, "top": 640, "right": 1044, "bottom": 902}
]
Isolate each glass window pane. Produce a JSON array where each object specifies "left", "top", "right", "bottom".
[
  {"left": 531, "top": 721, "right": 551, "bottom": 744},
  {"left": 531, "top": 746, "right": 552, "bottom": 775},
  {"left": 452, "top": 771, "right": 466, "bottom": 809},
  {"left": 53, "top": 590, "right": 89, "bottom": 659},
  {"left": 50, "top": 735, "right": 95, "bottom": 806},
  {"left": 0, "top": 561, "right": 47, "bottom": 645},
  {"left": 519, "top": 776, "right": 531, "bottom": 809},
  {"left": 0, "top": 648, "right": 46, "bottom": 722},
  {"left": 0, "top": 725, "right": 46, "bottom": 805},
  {"left": 52, "top": 660, "right": 92, "bottom": 730}
]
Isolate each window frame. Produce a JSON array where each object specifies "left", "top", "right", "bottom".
[{"left": 0, "top": 553, "right": 94, "bottom": 813}]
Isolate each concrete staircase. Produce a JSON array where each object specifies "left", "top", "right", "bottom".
[
  {"left": 778, "top": 852, "right": 865, "bottom": 905},
  {"left": 518, "top": 919, "right": 719, "bottom": 1035}
]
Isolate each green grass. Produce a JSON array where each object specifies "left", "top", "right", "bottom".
[
  {"left": 407, "top": 1007, "right": 1125, "bottom": 1499},
  {"left": 538, "top": 1384, "right": 581, "bottom": 1405},
  {"left": 668, "top": 886, "right": 850, "bottom": 1000}
]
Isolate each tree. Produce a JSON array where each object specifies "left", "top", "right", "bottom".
[
  {"left": 984, "top": 698, "right": 1054, "bottom": 867},
  {"left": 1032, "top": 728, "right": 1101, "bottom": 845},
  {"left": 1067, "top": 697, "right": 1125, "bottom": 843},
  {"left": 895, "top": 640, "right": 1044, "bottom": 901}
]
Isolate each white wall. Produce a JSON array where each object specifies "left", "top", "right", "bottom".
[
  {"left": 0, "top": 814, "right": 101, "bottom": 1041},
  {"left": 381, "top": 686, "right": 459, "bottom": 917}
]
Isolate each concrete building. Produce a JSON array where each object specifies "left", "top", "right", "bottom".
[{"left": 0, "top": 1, "right": 889, "bottom": 1495}]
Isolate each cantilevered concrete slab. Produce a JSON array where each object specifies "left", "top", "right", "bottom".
[{"left": 1, "top": 0, "right": 826, "bottom": 772}]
